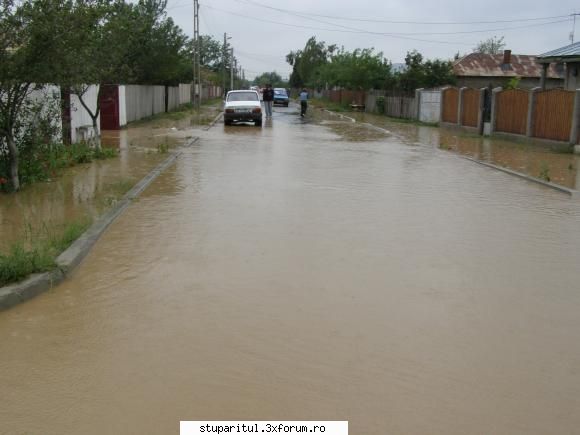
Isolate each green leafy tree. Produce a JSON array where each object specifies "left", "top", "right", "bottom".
[
  {"left": 252, "top": 72, "right": 287, "bottom": 88},
  {"left": 396, "top": 50, "right": 455, "bottom": 93},
  {"left": 318, "top": 48, "right": 392, "bottom": 90},
  {"left": 286, "top": 36, "right": 336, "bottom": 88}
]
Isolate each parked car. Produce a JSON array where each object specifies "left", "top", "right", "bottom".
[
  {"left": 224, "top": 90, "right": 262, "bottom": 126},
  {"left": 273, "top": 88, "right": 289, "bottom": 107}
]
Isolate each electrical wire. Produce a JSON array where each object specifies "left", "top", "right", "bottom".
[
  {"left": 236, "top": 0, "right": 571, "bottom": 26},
  {"left": 199, "top": 3, "right": 476, "bottom": 46}
]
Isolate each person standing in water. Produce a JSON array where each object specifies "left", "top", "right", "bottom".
[
  {"left": 299, "top": 89, "right": 308, "bottom": 117},
  {"left": 262, "top": 84, "right": 274, "bottom": 119}
]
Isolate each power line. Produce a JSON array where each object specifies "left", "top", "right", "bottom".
[
  {"left": 199, "top": 3, "right": 475, "bottom": 46},
  {"left": 236, "top": 0, "right": 570, "bottom": 37},
  {"left": 236, "top": 0, "right": 570, "bottom": 26}
]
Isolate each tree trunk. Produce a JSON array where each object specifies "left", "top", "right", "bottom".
[
  {"left": 91, "top": 115, "right": 100, "bottom": 150},
  {"left": 60, "top": 87, "right": 72, "bottom": 145},
  {"left": 6, "top": 133, "right": 20, "bottom": 191}
]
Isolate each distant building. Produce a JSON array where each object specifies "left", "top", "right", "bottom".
[
  {"left": 453, "top": 50, "right": 564, "bottom": 89},
  {"left": 537, "top": 42, "right": 580, "bottom": 90}
]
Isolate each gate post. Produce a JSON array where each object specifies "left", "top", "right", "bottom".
[
  {"left": 526, "top": 87, "right": 540, "bottom": 138},
  {"left": 415, "top": 88, "right": 423, "bottom": 121},
  {"left": 439, "top": 86, "right": 449, "bottom": 124},
  {"left": 570, "top": 88, "right": 580, "bottom": 147},
  {"left": 490, "top": 87, "right": 502, "bottom": 134},
  {"left": 458, "top": 87, "right": 467, "bottom": 126},
  {"left": 477, "top": 88, "right": 485, "bottom": 135}
]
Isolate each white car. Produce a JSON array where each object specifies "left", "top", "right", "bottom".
[{"left": 224, "top": 90, "right": 262, "bottom": 127}]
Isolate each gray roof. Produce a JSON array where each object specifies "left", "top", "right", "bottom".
[{"left": 538, "top": 42, "right": 580, "bottom": 60}]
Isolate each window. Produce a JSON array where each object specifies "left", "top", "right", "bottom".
[{"left": 227, "top": 92, "right": 259, "bottom": 102}]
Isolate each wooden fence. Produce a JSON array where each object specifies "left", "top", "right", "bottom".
[
  {"left": 442, "top": 88, "right": 459, "bottom": 123},
  {"left": 461, "top": 88, "right": 480, "bottom": 128},
  {"left": 322, "top": 89, "right": 366, "bottom": 106},
  {"left": 384, "top": 96, "right": 416, "bottom": 119},
  {"left": 495, "top": 89, "right": 529, "bottom": 135},
  {"left": 533, "top": 89, "right": 574, "bottom": 142}
]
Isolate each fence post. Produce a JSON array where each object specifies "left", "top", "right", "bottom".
[
  {"left": 439, "top": 87, "right": 449, "bottom": 123},
  {"left": 458, "top": 87, "right": 467, "bottom": 125},
  {"left": 490, "top": 87, "right": 502, "bottom": 134},
  {"left": 526, "top": 87, "right": 540, "bottom": 138},
  {"left": 415, "top": 88, "right": 423, "bottom": 121},
  {"left": 477, "top": 88, "right": 486, "bottom": 135},
  {"left": 570, "top": 88, "right": 580, "bottom": 146}
]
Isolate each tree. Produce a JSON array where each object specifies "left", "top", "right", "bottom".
[
  {"left": 0, "top": 0, "right": 48, "bottom": 190},
  {"left": 395, "top": 50, "right": 455, "bottom": 93},
  {"left": 318, "top": 48, "right": 392, "bottom": 90},
  {"left": 252, "top": 72, "right": 287, "bottom": 88},
  {"left": 474, "top": 36, "right": 506, "bottom": 54},
  {"left": 286, "top": 37, "right": 336, "bottom": 88}
]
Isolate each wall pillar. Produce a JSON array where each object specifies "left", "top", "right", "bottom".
[
  {"left": 570, "top": 88, "right": 580, "bottom": 145},
  {"left": 477, "top": 88, "right": 486, "bottom": 134},
  {"left": 489, "top": 87, "right": 502, "bottom": 134},
  {"left": 457, "top": 87, "right": 467, "bottom": 125},
  {"left": 439, "top": 86, "right": 449, "bottom": 123},
  {"left": 526, "top": 87, "right": 540, "bottom": 138},
  {"left": 415, "top": 88, "right": 423, "bottom": 121}
]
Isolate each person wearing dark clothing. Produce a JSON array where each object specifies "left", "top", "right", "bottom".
[
  {"left": 299, "top": 89, "right": 308, "bottom": 117},
  {"left": 262, "top": 84, "right": 274, "bottom": 118}
]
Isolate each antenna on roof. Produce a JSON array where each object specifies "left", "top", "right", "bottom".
[{"left": 571, "top": 12, "right": 579, "bottom": 44}]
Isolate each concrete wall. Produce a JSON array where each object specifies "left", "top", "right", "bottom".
[
  {"left": 70, "top": 85, "right": 100, "bottom": 143},
  {"left": 167, "top": 86, "right": 180, "bottom": 112},
  {"left": 418, "top": 90, "right": 441, "bottom": 123},
  {"left": 179, "top": 84, "right": 191, "bottom": 105},
  {"left": 25, "top": 85, "right": 62, "bottom": 142}
]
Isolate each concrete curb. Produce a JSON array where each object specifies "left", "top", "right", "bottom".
[
  {"left": 0, "top": 150, "right": 183, "bottom": 312},
  {"left": 205, "top": 112, "right": 223, "bottom": 130},
  {"left": 461, "top": 156, "right": 579, "bottom": 198},
  {"left": 323, "top": 109, "right": 355, "bottom": 123}
]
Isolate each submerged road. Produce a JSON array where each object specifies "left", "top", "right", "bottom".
[{"left": 1, "top": 105, "right": 580, "bottom": 434}]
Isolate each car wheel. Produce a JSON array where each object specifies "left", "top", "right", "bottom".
[
  {"left": 224, "top": 120, "right": 232, "bottom": 126},
  {"left": 285, "top": 103, "right": 289, "bottom": 107},
  {"left": 255, "top": 119, "right": 262, "bottom": 127}
]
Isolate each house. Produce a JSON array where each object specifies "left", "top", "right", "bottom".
[
  {"left": 453, "top": 50, "right": 565, "bottom": 89},
  {"left": 537, "top": 42, "right": 580, "bottom": 90}
]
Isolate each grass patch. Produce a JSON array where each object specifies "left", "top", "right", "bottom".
[
  {"left": 0, "top": 219, "right": 91, "bottom": 287},
  {"left": 97, "top": 178, "right": 135, "bottom": 209},
  {"left": 1, "top": 142, "right": 118, "bottom": 192},
  {"left": 310, "top": 97, "right": 352, "bottom": 113}
]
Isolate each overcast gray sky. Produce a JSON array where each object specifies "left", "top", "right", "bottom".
[{"left": 167, "top": 0, "right": 578, "bottom": 80}]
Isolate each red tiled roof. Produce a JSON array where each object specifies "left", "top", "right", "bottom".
[{"left": 453, "top": 52, "right": 564, "bottom": 79}]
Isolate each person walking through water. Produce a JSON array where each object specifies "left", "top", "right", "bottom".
[
  {"left": 262, "top": 84, "right": 274, "bottom": 119},
  {"left": 299, "top": 88, "right": 308, "bottom": 117}
]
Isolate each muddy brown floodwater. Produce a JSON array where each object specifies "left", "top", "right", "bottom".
[{"left": 1, "top": 105, "right": 580, "bottom": 434}]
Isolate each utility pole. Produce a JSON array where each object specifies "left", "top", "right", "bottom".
[
  {"left": 193, "top": 0, "right": 201, "bottom": 110},
  {"left": 230, "top": 47, "right": 234, "bottom": 91},
  {"left": 571, "top": 13, "right": 579, "bottom": 43},
  {"left": 222, "top": 33, "right": 228, "bottom": 95}
]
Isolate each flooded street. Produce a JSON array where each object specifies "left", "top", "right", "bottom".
[{"left": 1, "top": 105, "right": 580, "bottom": 434}]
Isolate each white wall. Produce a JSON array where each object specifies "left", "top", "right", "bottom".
[
  {"left": 25, "top": 85, "right": 62, "bottom": 142},
  {"left": 179, "top": 84, "right": 191, "bottom": 105},
  {"left": 419, "top": 90, "right": 441, "bottom": 123},
  {"left": 70, "top": 85, "right": 99, "bottom": 143}
]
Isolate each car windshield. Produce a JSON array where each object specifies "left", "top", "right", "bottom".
[
  {"left": 227, "top": 92, "right": 258, "bottom": 102},
  {"left": 274, "top": 89, "right": 287, "bottom": 96}
]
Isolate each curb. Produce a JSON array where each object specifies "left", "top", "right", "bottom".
[
  {"left": 0, "top": 150, "right": 183, "bottom": 312},
  {"left": 461, "top": 156, "right": 579, "bottom": 198},
  {"left": 205, "top": 112, "right": 223, "bottom": 130},
  {"left": 323, "top": 109, "right": 355, "bottom": 123}
]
